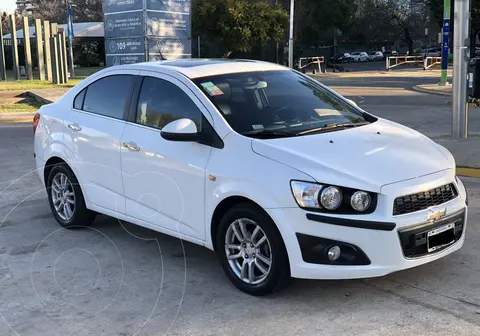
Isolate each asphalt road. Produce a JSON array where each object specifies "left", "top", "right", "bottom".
[
  {"left": 313, "top": 70, "right": 480, "bottom": 137},
  {"left": 1, "top": 98, "right": 480, "bottom": 335}
]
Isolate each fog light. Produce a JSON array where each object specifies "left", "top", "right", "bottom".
[{"left": 327, "top": 246, "right": 341, "bottom": 261}]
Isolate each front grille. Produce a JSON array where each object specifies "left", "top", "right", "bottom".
[
  {"left": 393, "top": 183, "right": 458, "bottom": 216},
  {"left": 398, "top": 210, "right": 465, "bottom": 258}
]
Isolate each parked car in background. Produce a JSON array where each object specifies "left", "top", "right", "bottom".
[
  {"left": 350, "top": 52, "right": 369, "bottom": 62},
  {"left": 34, "top": 59, "right": 468, "bottom": 296},
  {"left": 367, "top": 51, "right": 384, "bottom": 61},
  {"left": 330, "top": 52, "right": 351, "bottom": 63},
  {"left": 422, "top": 47, "right": 442, "bottom": 57},
  {"left": 383, "top": 50, "right": 398, "bottom": 58}
]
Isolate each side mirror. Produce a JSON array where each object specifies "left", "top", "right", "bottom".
[
  {"left": 160, "top": 118, "right": 199, "bottom": 142},
  {"left": 346, "top": 99, "right": 358, "bottom": 107}
]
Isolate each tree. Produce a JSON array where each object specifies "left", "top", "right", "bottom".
[
  {"left": 295, "top": 0, "right": 358, "bottom": 46},
  {"left": 31, "top": 0, "right": 103, "bottom": 23},
  {"left": 192, "top": 0, "right": 289, "bottom": 57},
  {"left": 1, "top": 12, "right": 22, "bottom": 34},
  {"left": 352, "top": 0, "right": 427, "bottom": 55}
]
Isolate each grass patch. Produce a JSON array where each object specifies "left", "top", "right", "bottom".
[
  {"left": 0, "top": 79, "right": 83, "bottom": 91},
  {"left": 0, "top": 101, "right": 45, "bottom": 113}
]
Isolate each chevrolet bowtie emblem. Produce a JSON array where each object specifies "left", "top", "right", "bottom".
[{"left": 428, "top": 208, "right": 447, "bottom": 222}]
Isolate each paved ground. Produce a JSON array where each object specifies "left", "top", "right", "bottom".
[
  {"left": 1, "top": 119, "right": 480, "bottom": 336},
  {"left": 313, "top": 72, "right": 479, "bottom": 137}
]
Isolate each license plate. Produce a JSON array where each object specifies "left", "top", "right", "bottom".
[{"left": 427, "top": 223, "right": 455, "bottom": 252}]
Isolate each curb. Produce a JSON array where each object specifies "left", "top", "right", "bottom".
[
  {"left": 456, "top": 167, "right": 480, "bottom": 178},
  {"left": 411, "top": 85, "right": 452, "bottom": 96},
  {"left": 0, "top": 116, "right": 33, "bottom": 123}
]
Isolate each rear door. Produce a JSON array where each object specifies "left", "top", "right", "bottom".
[{"left": 64, "top": 70, "right": 139, "bottom": 214}]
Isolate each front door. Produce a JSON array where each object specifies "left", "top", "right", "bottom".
[{"left": 120, "top": 73, "right": 213, "bottom": 240}]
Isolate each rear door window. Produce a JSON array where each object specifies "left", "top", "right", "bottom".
[{"left": 83, "top": 75, "right": 136, "bottom": 120}]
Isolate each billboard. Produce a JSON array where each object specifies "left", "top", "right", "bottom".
[
  {"left": 146, "top": 0, "right": 191, "bottom": 13},
  {"left": 104, "top": 0, "right": 191, "bottom": 66},
  {"left": 146, "top": 12, "right": 190, "bottom": 38},
  {"left": 104, "top": 11, "right": 144, "bottom": 39},
  {"left": 104, "top": 0, "right": 143, "bottom": 12},
  {"left": 148, "top": 38, "right": 191, "bottom": 60},
  {"left": 106, "top": 54, "right": 146, "bottom": 66}
]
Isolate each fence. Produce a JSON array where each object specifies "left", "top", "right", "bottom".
[
  {"left": 386, "top": 56, "right": 445, "bottom": 71},
  {"left": 385, "top": 56, "right": 424, "bottom": 71},
  {"left": 424, "top": 56, "right": 442, "bottom": 70},
  {"left": 297, "top": 56, "right": 325, "bottom": 74},
  {"left": 0, "top": 15, "right": 69, "bottom": 84}
]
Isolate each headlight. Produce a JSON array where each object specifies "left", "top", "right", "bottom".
[
  {"left": 291, "top": 181, "right": 376, "bottom": 213},
  {"left": 290, "top": 181, "right": 322, "bottom": 208},
  {"left": 320, "top": 186, "right": 343, "bottom": 210},
  {"left": 350, "top": 191, "right": 371, "bottom": 212}
]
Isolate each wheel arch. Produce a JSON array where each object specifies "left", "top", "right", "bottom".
[
  {"left": 210, "top": 196, "right": 274, "bottom": 252},
  {"left": 44, "top": 156, "right": 67, "bottom": 188}
]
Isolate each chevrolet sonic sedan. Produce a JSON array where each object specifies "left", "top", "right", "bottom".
[{"left": 33, "top": 59, "right": 468, "bottom": 296}]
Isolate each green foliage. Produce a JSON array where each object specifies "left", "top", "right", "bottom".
[
  {"left": 427, "top": 0, "right": 480, "bottom": 32},
  {"left": 192, "top": 0, "right": 288, "bottom": 55},
  {"left": 296, "top": 0, "right": 358, "bottom": 46}
]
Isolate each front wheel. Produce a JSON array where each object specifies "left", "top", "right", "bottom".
[{"left": 216, "top": 203, "right": 291, "bottom": 296}]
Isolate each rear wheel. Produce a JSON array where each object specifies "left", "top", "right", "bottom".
[
  {"left": 216, "top": 203, "right": 291, "bottom": 296},
  {"left": 46, "top": 163, "right": 96, "bottom": 228}
]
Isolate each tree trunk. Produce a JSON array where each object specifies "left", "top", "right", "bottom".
[
  {"left": 224, "top": 51, "right": 233, "bottom": 58},
  {"left": 403, "top": 26, "right": 414, "bottom": 55}
]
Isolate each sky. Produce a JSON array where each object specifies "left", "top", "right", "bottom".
[{"left": 0, "top": 0, "right": 17, "bottom": 13}]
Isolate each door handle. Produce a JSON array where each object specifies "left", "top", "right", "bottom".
[
  {"left": 68, "top": 123, "right": 82, "bottom": 132},
  {"left": 123, "top": 142, "right": 140, "bottom": 152}
]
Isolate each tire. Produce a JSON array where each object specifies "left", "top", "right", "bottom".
[
  {"left": 216, "top": 203, "right": 291, "bottom": 296},
  {"left": 46, "top": 163, "right": 96, "bottom": 228}
]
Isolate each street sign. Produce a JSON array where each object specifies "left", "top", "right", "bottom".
[{"left": 67, "top": 5, "right": 74, "bottom": 41}]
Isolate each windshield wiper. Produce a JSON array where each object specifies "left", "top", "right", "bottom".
[
  {"left": 296, "top": 121, "right": 370, "bottom": 135},
  {"left": 242, "top": 129, "right": 296, "bottom": 138}
]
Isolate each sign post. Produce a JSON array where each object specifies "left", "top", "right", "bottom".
[
  {"left": 104, "top": 0, "right": 192, "bottom": 67},
  {"left": 440, "top": 0, "right": 451, "bottom": 85},
  {"left": 66, "top": 3, "right": 75, "bottom": 78}
]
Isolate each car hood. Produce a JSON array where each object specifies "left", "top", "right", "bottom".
[{"left": 251, "top": 119, "right": 454, "bottom": 192}]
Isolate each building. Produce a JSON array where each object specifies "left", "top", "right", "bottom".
[{"left": 16, "top": 0, "right": 34, "bottom": 15}]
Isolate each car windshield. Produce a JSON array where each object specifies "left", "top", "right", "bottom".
[
  {"left": 194, "top": 70, "right": 370, "bottom": 138},
  {"left": 368, "top": 51, "right": 376, "bottom": 55},
  {"left": 351, "top": 52, "right": 360, "bottom": 55}
]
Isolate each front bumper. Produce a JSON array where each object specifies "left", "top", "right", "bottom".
[{"left": 266, "top": 172, "right": 468, "bottom": 280}]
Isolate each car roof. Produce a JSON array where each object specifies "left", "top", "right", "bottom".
[{"left": 117, "top": 59, "right": 289, "bottom": 79}]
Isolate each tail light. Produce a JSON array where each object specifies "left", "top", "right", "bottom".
[{"left": 33, "top": 113, "right": 40, "bottom": 133}]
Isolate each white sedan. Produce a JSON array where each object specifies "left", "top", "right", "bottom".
[
  {"left": 34, "top": 59, "right": 468, "bottom": 296},
  {"left": 350, "top": 52, "right": 369, "bottom": 62}
]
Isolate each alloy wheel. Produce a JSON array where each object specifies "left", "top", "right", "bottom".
[
  {"left": 224, "top": 218, "right": 272, "bottom": 285},
  {"left": 51, "top": 172, "right": 75, "bottom": 221}
]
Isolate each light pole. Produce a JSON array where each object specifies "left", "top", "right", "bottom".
[
  {"left": 288, "top": 0, "right": 294, "bottom": 68},
  {"left": 452, "top": 0, "right": 471, "bottom": 138}
]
